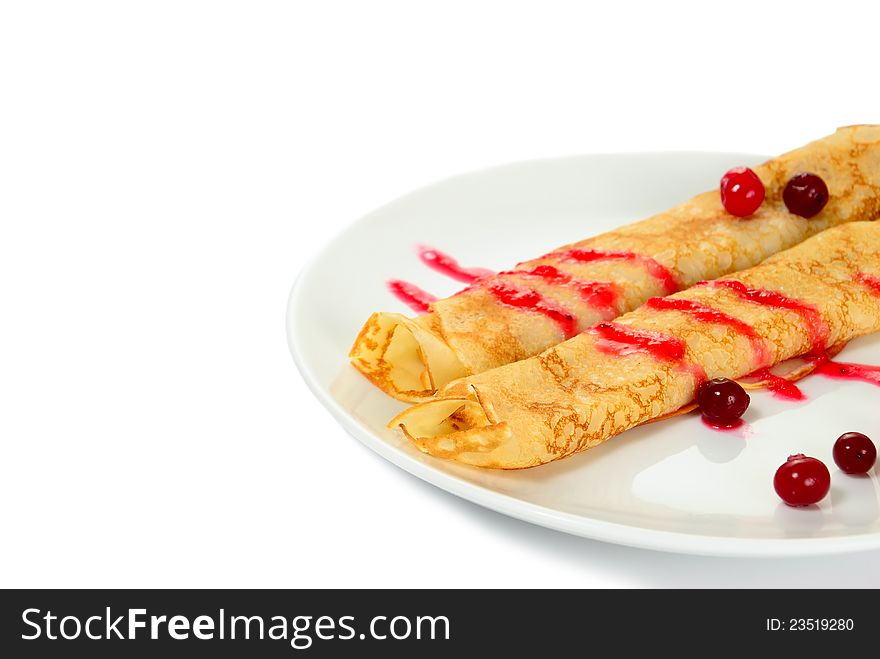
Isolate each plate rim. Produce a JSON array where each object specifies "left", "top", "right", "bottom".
[{"left": 287, "top": 151, "right": 880, "bottom": 558}]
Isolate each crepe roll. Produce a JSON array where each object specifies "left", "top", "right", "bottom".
[
  {"left": 392, "top": 222, "right": 880, "bottom": 469},
  {"left": 351, "top": 125, "right": 880, "bottom": 401}
]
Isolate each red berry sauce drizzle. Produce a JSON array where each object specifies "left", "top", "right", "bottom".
[
  {"left": 388, "top": 245, "right": 492, "bottom": 313},
  {"left": 500, "top": 264, "right": 619, "bottom": 316},
  {"left": 641, "top": 285, "right": 818, "bottom": 408},
  {"left": 796, "top": 272, "right": 880, "bottom": 391},
  {"left": 691, "top": 278, "right": 833, "bottom": 401},
  {"left": 389, "top": 245, "right": 675, "bottom": 333},
  {"left": 812, "top": 358, "right": 880, "bottom": 387},
  {"left": 747, "top": 368, "right": 808, "bottom": 401},
  {"left": 590, "top": 321, "right": 687, "bottom": 360},
  {"left": 555, "top": 248, "right": 680, "bottom": 295},
  {"left": 589, "top": 322, "right": 707, "bottom": 384},
  {"left": 416, "top": 245, "right": 494, "bottom": 283},
  {"left": 483, "top": 248, "right": 679, "bottom": 333},
  {"left": 393, "top": 246, "right": 880, "bottom": 404},
  {"left": 699, "top": 279, "right": 829, "bottom": 353},
  {"left": 726, "top": 271, "right": 880, "bottom": 399},
  {"left": 701, "top": 416, "right": 747, "bottom": 432},
  {"left": 487, "top": 281, "right": 578, "bottom": 338},
  {"left": 805, "top": 271, "right": 880, "bottom": 385},
  {"left": 386, "top": 280, "right": 438, "bottom": 314},
  {"left": 645, "top": 297, "right": 770, "bottom": 366},
  {"left": 854, "top": 271, "right": 880, "bottom": 295}
]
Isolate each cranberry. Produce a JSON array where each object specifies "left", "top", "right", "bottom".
[
  {"left": 697, "top": 377, "right": 750, "bottom": 426},
  {"left": 720, "top": 167, "right": 765, "bottom": 217},
  {"left": 832, "top": 432, "right": 877, "bottom": 474},
  {"left": 773, "top": 454, "right": 831, "bottom": 506},
  {"left": 783, "top": 172, "right": 829, "bottom": 218}
]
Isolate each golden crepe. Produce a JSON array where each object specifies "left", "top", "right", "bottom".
[
  {"left": 351, "top": 125, "right": 880, "bottom": 402},
  {"left": 391, "top": 222, "right": 880, "bottom": 469}
]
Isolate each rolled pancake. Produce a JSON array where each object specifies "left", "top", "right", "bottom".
[
  {"left": 392, "top": 222, "right": 880, "bottom": 469},
  {"left": 351, "top": 125, "right": 880, "bottom": 401}
]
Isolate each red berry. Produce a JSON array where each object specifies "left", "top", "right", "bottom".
[
  {"left": 783, "top": 172, "right": 829, "bottom": 218},
  {"left": 697, "top": 377, "right": 750, "bottom": 426},
  {"left": 720, "top": 167, "right": 765, "bottom": 217},
  {"left": 773, "top": 454, "right": 831, "bottom": 507},
  {"left": 832, "top": 432, "right": 877, "bottom": 474}
]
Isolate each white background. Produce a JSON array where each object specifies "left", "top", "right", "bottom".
[{"left": 2, "top": 0, "right": 879, "bottom": 587}]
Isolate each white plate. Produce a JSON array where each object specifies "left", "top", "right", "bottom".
[{"left": 287, "top": 152, "right": 880, "bottom": 557}]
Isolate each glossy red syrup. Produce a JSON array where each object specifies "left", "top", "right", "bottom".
[
  {"left": 742, "top": 353, "right": 880, "bottom": 402},
  {"left": 386, "top": 280, "right": 437, "bottom": 314},
  {"left": 701, "top": 279, "right": 829, "bottom": 353},
  {"left": 417, "top": 245, "right": 494, "bottom": 283},
  {"left": 680, "top": 362, "right": 708, "bottom": 385},
  {"left": 645, "top": 297, "right": 769, "bottom": 366},
  {"left": 812, "top": 360, "right": 880, "bottom": 387},
  {"left": 702, "top": 416, "right": 746, "bottom": 432},
  {"left": 854, "top": 272, "right": 880, "bottom": 295},
  {"left": 508, "top": 264, "right": 618, "bottom": 314},
  {"left": 590, "top": 322, "right": 706, "bottom": 383},
  {"left": 488, "top": 282, "right": 578, "bottom": 338},
  {"left": 590, "top": 322, "right": 686, "bottom": 361},
  {"left": 555, "top": 248, "right": 679, "bottom": 295},
  {"left": 747, "top": 368, "right": 806, "bottom": 401}
]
